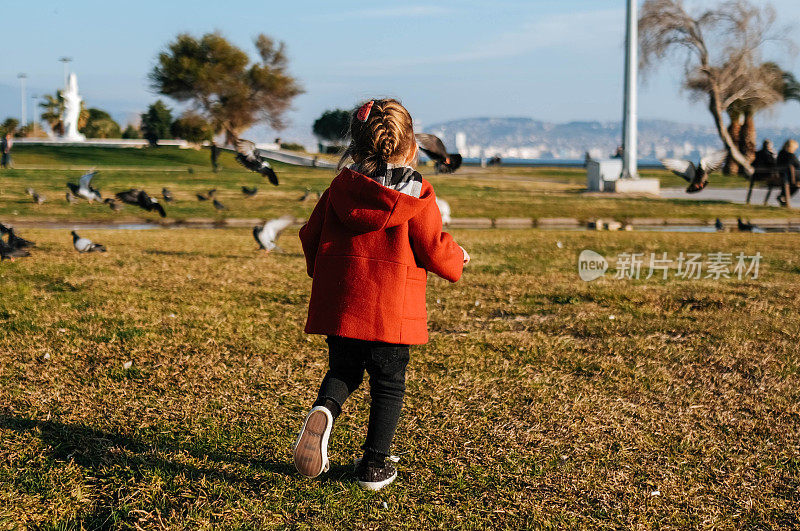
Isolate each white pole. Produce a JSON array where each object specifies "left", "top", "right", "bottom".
[
  {"left": 60, "top": 57, "right": 72, "bottom": 89},
  {"left": 18, "top": 73, "right": 27, "bottom": 127},
  {"left": 622, "top": 0, "right": 638, "bottom": 179},
  {"left": 31, "top": 95, "right": 38, "bottom": 135}
]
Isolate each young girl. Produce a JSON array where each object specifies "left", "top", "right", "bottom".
[{"left": 294, "top": 98, "right": 469, "bottom": 490}]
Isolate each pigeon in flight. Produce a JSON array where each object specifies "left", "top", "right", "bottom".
[
  {"left": 115, "top": 189, "right": 166, "bottom": 217},
  {"left": 213, "top": 198, "right": 227, "bottom": 211},
  {"left": 415, "top": 133, "right": 463, "bottom": 174},
  {"left": 660, "top": 150, "right": 727, "bottom": 193},
  {"left": 71, "top": 231, "right": 106, "bottom": 253},
  {"left": 0, "top": 240, "right": 30, "bottom": 261},
  {"left": 137, "top": 190, "right": 166, "bottom": 217},
  {"left": 67, "top": 170, "right": 102, "bottom": 202},
  {"left": 115, "top": 189, "right": 141, "bottom": 204},
  {"left": 196, "top": 189, "right": 215, "bottom": 201},
  {"left": 162, "top": 188, "right": 174, "bottom": 202},
  {"left": 234, "top": 139, "right": 279, "bottom": 185},
  {"left": 241, "top": 186, "right": 258, "bottom": 197},
  {"left": 104, "top": 198, "right": 123, "bottom": 211},
  {"left": 435, "top": 198, "right": 452, "bottom": 226},
  {"left": 5, "top": 227, "right": 35, "bottom": 249},
  {"left": 299, "top": 188, "right": 320, "bottom": 202},
  {"left": 737, "top": 218, "right": 764, "bottom": 233},
  {"left": 253, "top": 215, "right": 293, "bottom": 252},
  {"left": 1, "top": 224, "right": 35, "bottom": 250}
]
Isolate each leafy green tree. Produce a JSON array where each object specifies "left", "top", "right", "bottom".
[
  {"left": 122, "top": 124, "right": 142, "bottom": 139},
  {"left": 170, "top": 111, "right": 214, "bottom": 143},
  {"left": 149, "top": 32, "right": 303, "bottom": 143},
  {"left": 141, "top": 100, "right": 173, "bottom": 146},
  {"left": 81, "top": 108, "right": 122, "bottom": 138},
  {"left": 0, "top": 118, "right": 19, "bottom": 136},
  {"left": 312, "top": 109, "right": 350, "bottom": 146}
]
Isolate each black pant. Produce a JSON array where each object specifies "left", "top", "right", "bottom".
[{"left": 313, "top": 336, "right": 410, "bottom": 460}]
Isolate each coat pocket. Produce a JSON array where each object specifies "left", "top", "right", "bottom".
[{"left": 402, "top": 266, "right": 428, "bottom": 320}]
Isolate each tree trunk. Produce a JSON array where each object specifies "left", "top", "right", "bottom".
[
  {"left": 741, "top": 110, "right": 757, "bottom": 171},
  {"left": 724, "top": 110, "right": 742, "bottom": 175},
  {"left": 708, "top": 91, "right": 753, "bottom": 176}
]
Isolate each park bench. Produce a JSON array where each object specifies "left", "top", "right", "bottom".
[{"left": 745, "top": 164, "right": 794, "bottom": 208}]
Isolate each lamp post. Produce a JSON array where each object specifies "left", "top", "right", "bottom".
[
  {"left": 621, "top": 0, "right": 638, "bottom": 179},
  {"left": 17, "top": 73, "right": 27, "bottom": 127},
  {"left": 31, "top": 94, "right": 38, "bottom": 135},
  {"left": 59, "top": 56, "right": 72, "bottom": 88}
]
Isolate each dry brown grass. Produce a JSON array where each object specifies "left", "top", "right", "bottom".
[{"left": 0, "top": 228, "right": 798, "bottom": 529}]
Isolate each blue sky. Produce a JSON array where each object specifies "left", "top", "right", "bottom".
[{"left": 1, "top": 0, "right": 798, "bottom": 143}]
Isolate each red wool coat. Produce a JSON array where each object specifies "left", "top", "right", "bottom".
[{"left": 299, "top": 168, "right": 464, "bottom": 345}]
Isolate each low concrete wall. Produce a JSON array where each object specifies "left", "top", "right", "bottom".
[{"left": 14, "top": 138, "right": 190, "bottom": 148}]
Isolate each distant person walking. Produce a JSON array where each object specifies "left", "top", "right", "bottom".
[
  {"left": 777, "top": 139, "right": 800, "bottom": 205},
  {"left": 210, "top": 142, "right": 220, "bottom": 172},
  {"left": 1, "top": 133, "right": 13, "bottom": 169}
]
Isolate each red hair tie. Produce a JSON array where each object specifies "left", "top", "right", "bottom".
[{"left": 356, "top": 100, "right": 374, "bottom": 122}]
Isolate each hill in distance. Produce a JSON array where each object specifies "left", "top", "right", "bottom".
[{"left": 424, "top": 117, "right": 800, "bottom": 160}]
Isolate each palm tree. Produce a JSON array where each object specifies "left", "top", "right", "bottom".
[
  {"left": 39, "top": 92, "right": 65, "bottom": 136},
  {"left": 725, "top": 62, "right": 787, "bottom": 174},
  {"left": 782, "top": 71, "right": 800, "bottom": 103},
  {"left": 640, "top": 0, "right": 791, "bottom": 177}
]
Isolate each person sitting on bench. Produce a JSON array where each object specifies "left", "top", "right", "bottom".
[
  {"left": 777, "top": 139, "right": 800, "bottom": 206},
  {"left": 753, "top": 140, "right": 777, "bottom": 182}
]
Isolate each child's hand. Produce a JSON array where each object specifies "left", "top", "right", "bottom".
[{"left": 460, "top": 246, "right": 470, "bottom": 265}]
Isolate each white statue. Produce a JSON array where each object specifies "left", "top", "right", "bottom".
[{"left": 61, "top": 73, "right": 85, "bottom": 141}]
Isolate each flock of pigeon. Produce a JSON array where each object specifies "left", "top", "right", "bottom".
[
  {"left": 4, "top": 138, "right": 298, "bottom": 261},
  {"left": 0, "top": 221, "right": 111, "bottom": 260},
  {"left": 5, "top": 134, "right": 459, "bottom": 262}
]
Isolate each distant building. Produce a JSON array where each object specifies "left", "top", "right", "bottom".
[{"left": 455, "top": 132, "right": 467, "bottom": 154}]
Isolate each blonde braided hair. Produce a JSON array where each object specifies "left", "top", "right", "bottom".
[{"left": 338, "top": 99, "right": 415, "bottom": 175}]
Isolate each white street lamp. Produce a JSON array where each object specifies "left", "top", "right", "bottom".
[
  {"left": 621, "top": 0, "right": 638, "bottom": 179},
  {"left": 31, "top": 94, "right": 38, "bottom": 135},
  {"left": 17, "top": 73, "right": 27, "bottom": 127},
  {"left": 59, "top": 56, "right": 72, "bottom": 89}
]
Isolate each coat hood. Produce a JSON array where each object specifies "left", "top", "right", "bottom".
[{"left": 328, "top": 168, "right": 432, "bottom": 233}]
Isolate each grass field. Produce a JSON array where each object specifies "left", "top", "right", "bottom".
[
  {"left": 1, "top": 145, "right": 794, "bottom": 224},
  {"left": 1, "top": 146, "right": 798, "bottom": 528},
  {"left": 1, "top": 229, "right": 799, "bottom": 528}
]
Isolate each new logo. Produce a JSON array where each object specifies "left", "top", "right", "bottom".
[{"left": 578, "top": 249, "right": 608, "bottom": 281}]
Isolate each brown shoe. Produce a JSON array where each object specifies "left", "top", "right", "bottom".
[{"left": 293, "top": 406, "right": 333, "bottom": 478}]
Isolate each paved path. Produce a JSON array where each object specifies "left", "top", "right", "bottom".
[{"left": 660, "top": 187, "right": 798, "bottom": 209}]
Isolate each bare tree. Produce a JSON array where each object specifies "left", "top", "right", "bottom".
[{"left": 639, "top": 0, "right": 792, "bottom": 176}]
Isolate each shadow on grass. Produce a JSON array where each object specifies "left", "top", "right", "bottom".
[{"left": 0, "top": 413, "right": 312, "bottom": 526}]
